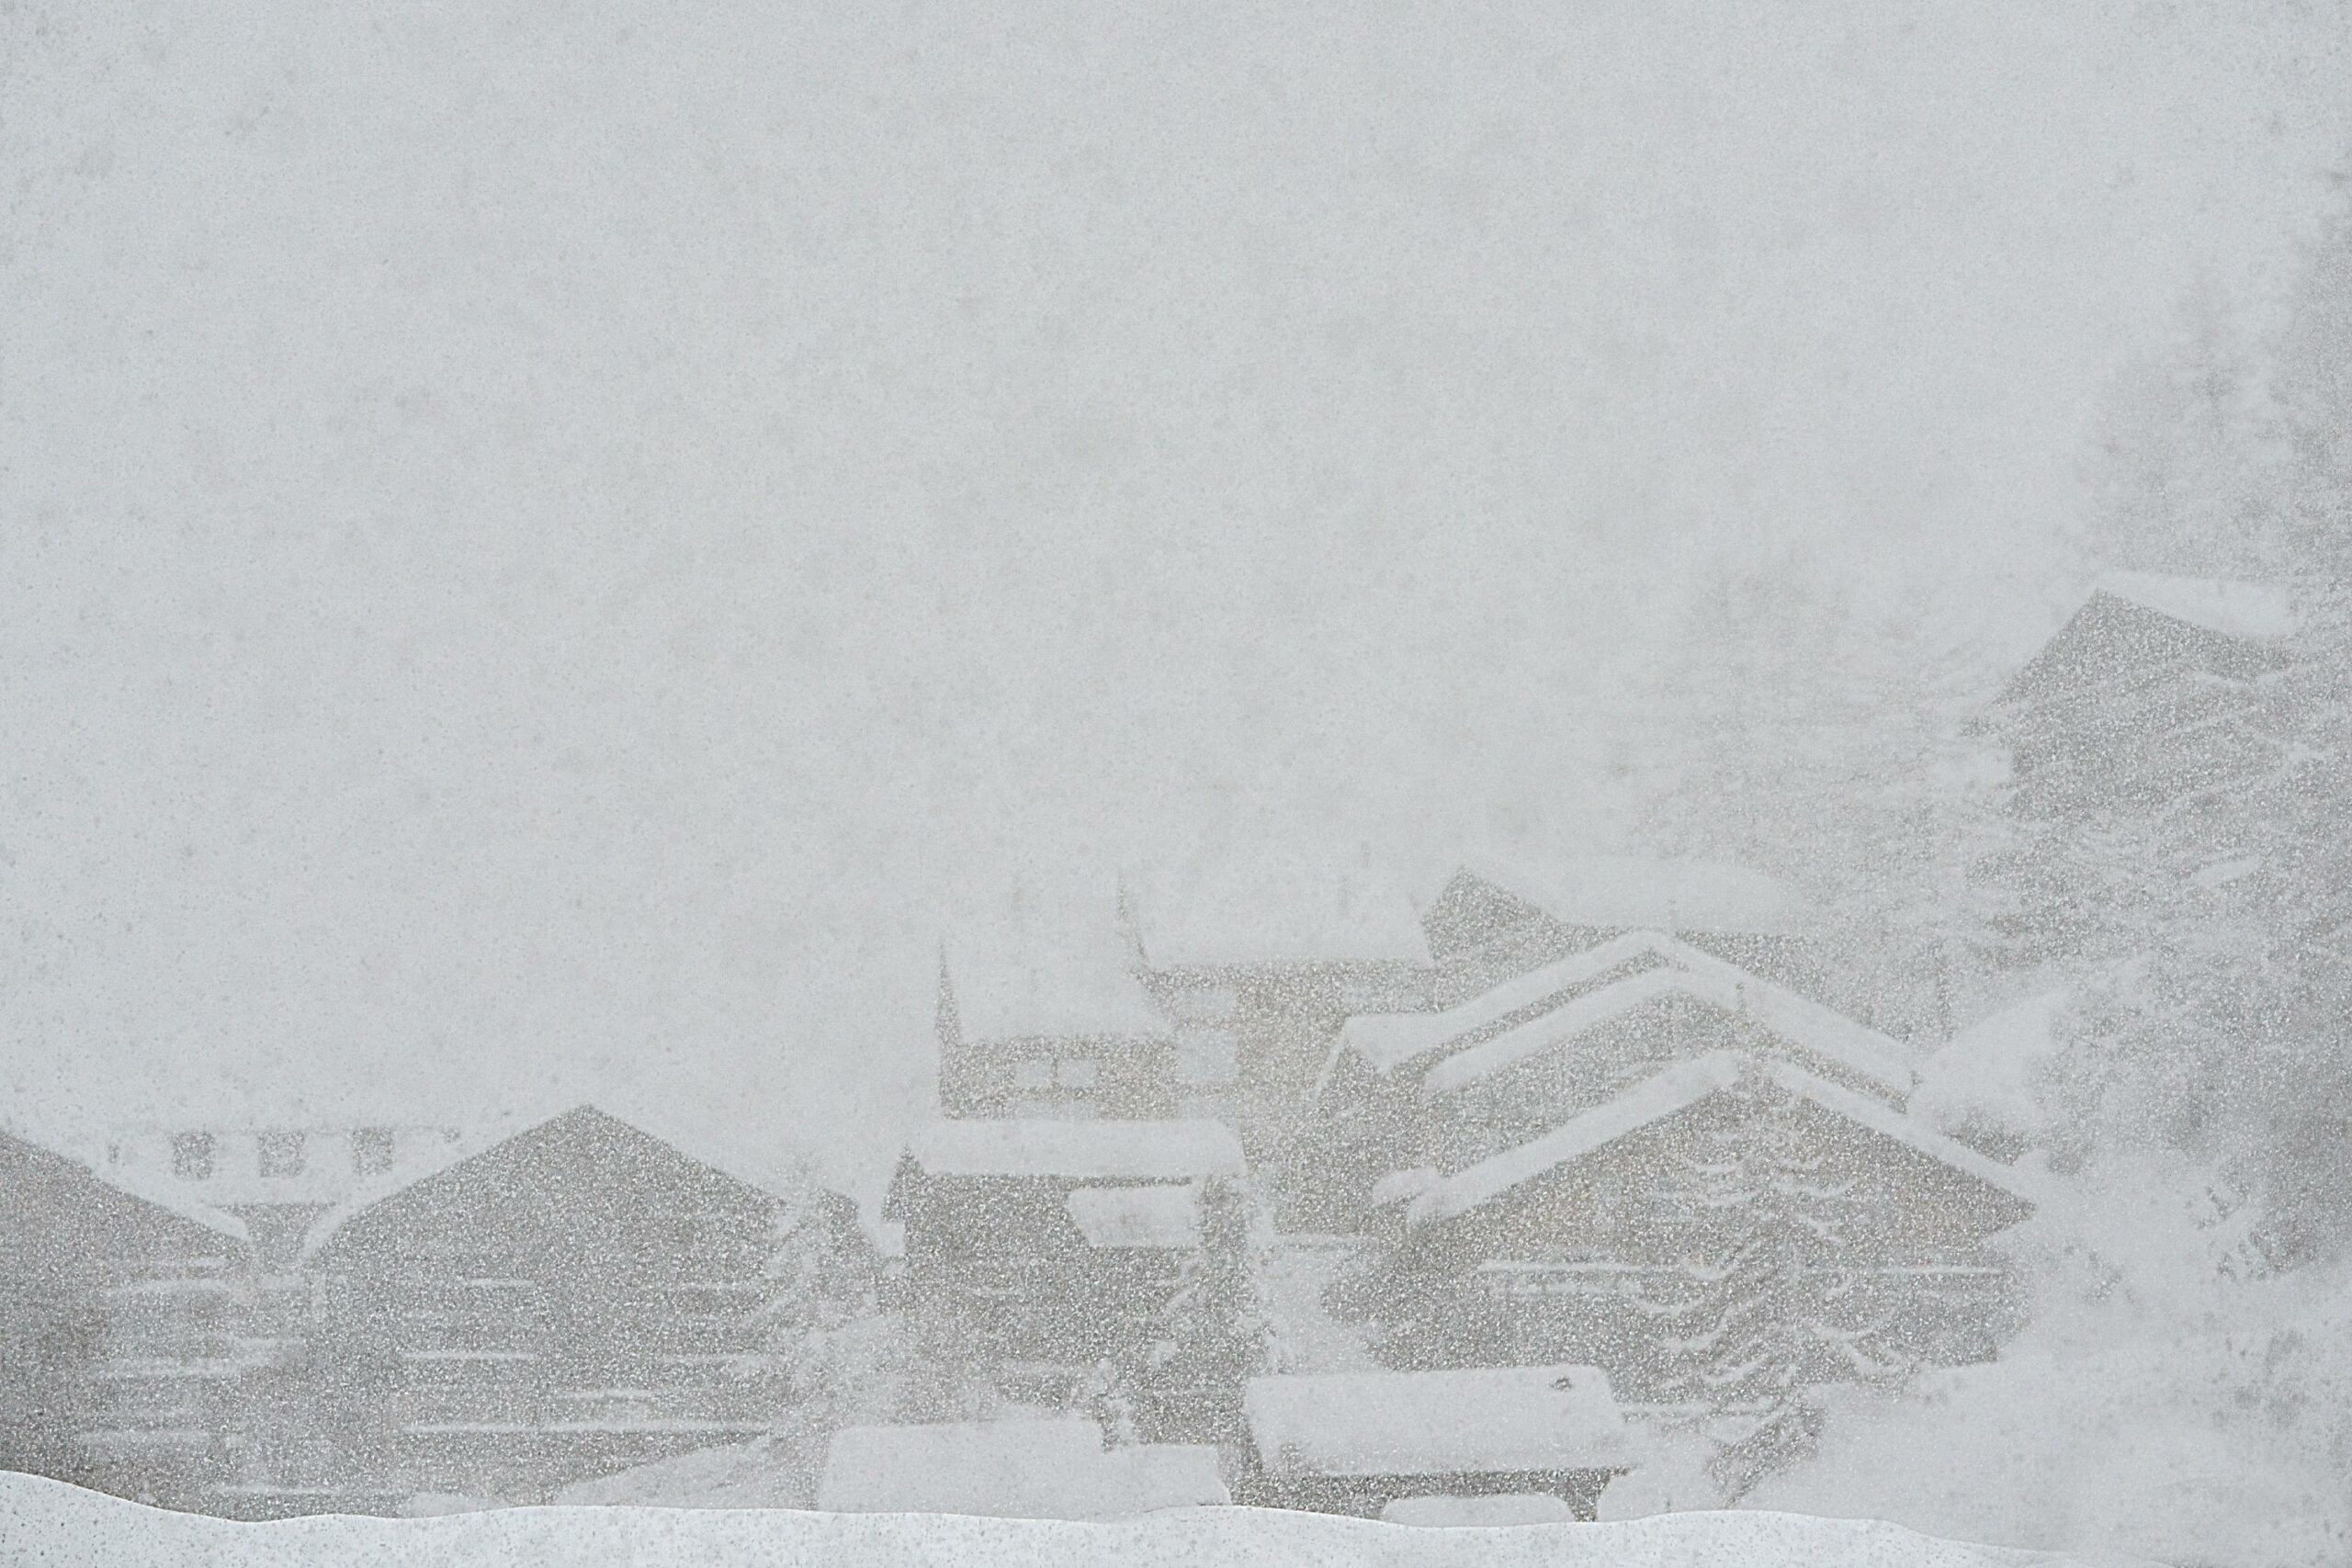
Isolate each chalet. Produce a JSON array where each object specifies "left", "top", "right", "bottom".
[
  {"left": 884, "top": 1118, "right": 1247, "bottom": 1423},
  {"left": 1121, "top": 846, "right": 1434, "bottom": 1160},
  {"left": 1286, "top": 928, "right": 1911, "bottom": 1232},
  {"left": 933, "top": 888, "right": 1178, "bottom": 1121},
  {"left": 1986, "top": 571, "right": 2299, "bottom": 819},
  {"left": 0, "top": 1121, "right": 254, "bottom": 1509},
  {"left": 294, "top": 1103, "right": 864, "bottom": 1506},
  {"left": 1237, "top": 1363, "right": 1636, "bottom": 1519},
  {"left": 816, "top": 1416, "right": 1228, "bottom": 1517},
  {"left": 1364, "top": 1051, "right": 2037, "bottom": 1402}
]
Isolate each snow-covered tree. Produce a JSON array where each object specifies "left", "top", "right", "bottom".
[{"left": 1634, "top": 1081, "right": 1929, "bottom": 1499}]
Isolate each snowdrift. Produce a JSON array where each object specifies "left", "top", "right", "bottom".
[{"left": 0, "top": 1471, "right": 2102, "bottom": 1568}]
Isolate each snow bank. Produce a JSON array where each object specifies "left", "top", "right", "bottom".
[
  {"left": 1748, "top": 1179, "right": 2352, "bottom": 1568},
  {"left": 817, "top": 1417, "right": 1228, "bottom": 1517},
  {"left": 0, "top": 1470, "right": 2104, "bottom": 1568},
  {"left": 1245, "top": 1365, "right": 1638, "bottom": 1477}
]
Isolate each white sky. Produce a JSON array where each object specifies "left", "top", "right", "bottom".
[{"left": 4, "top": 1, "right": 2348, "bottom": 1194}]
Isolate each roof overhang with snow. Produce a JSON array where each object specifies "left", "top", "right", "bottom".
[
  {"left": 906, "top": 1117, "right": 1245, "bottom": 1181},
  {"left": 1405, "top": 1052, "right": 2040, "bottom": 1232},
  {"left": 1340, "top": 929, "right": 1913, "bottom": 1097},
  {"left": 1244, "top": 1364, "right": 1636, "bottom": 1477},
  {"left": 817, "top": 1419, "right": 1229, "bottom": 1517}
]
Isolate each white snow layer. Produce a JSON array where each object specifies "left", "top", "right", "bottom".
[
  {"left": 1406, "top": 1054, "right": 2040, "bottom": 1230},
  {"left": 907, "top": 1117, "right": 1245, "bottom": 1179},
  {"left": 817, "top": 1418, "right": 1227, "bottom": 1517},
  {"left": 1366, "top": 930, "right": 1913, "bottom": 1095},
  {"left": 0, "top": 1471, "right": 2110, "bottom": 1567},
  {"left": 1912, "top": 991, "right": 2066, "bottom": 1142},
  {"left": 1244, "top": 1364, "right": 1639, "bottom": 1477}
]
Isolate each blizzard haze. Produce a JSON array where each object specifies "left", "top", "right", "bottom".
[{"left": 3, "top": 0, "right": 2347, "bottom": 1187}]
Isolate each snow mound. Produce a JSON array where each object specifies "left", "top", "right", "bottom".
[{"left": 0, "top": 1471, "right": 2107, "bottom": 1567}]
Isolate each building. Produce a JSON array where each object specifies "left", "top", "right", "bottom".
[
  {"left": 817, "top": 1416, "right": 1227, "bottom": 1517},
  {"left": 96, "top": 1123, "right": 462, "bottom": 1270},
  {"left": 1986, "top": 571, "right": 2299, "bottom": 820},
  {"left": 933, "top": 888, "right": 1178, "bottom": 1122},
  {"left": 1283, "top": 924, "right": 2036, "bottom": 1416},
  {"left": 883, "top": 1117, "right": 1248, "bottom": 1426},
  {"left": 1238, "top": 1363, "right": 1635, "bottom": 1518},
  {"left": 0, "top": 1121, "right": 255, "bottom": 1509},
  {"left": 294, "top": 1103, "right": 864, "bottom": 1506},
  {"left": 1122, "top": 846, "right": 1436, "bottom": 1162}
]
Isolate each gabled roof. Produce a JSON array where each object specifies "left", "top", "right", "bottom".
[
  {"left": 1244, "top": 1363, "right": 1635, "bottom": 1477},
  {"left": 0, "top": 1121, "right": 252, "bottom": 1247},
  {"left": 2092, "top": 572, "right": 2299, "bottom": 643},
  {"left": 905, "top": 1118, "right": 1244, "bottom": 1181},
  {"left": 1405, "top": 1053, "right": 2040, "bottom": 1232},
  {"left": 1122, "top": 847, "right": 1432, "bottom": 968},
  {"left": 299, "top": 1101, "right": 828, "bottom": 1262},
  {"left": 1454, "top": 854, "right": 1813, "bottom": 938},
  {"left": 1341, "top": 930, "right": 1668, "bottom": 1073},
  {"left": 1341, "top": 929, "right": 1913, "bottom": 1097}
]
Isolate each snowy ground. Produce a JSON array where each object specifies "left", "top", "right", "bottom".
[{"left": 0, "top": 1472, "right": 2119, "bottom": 1568}]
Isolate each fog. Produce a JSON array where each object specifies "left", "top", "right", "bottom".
[{"left": 5, "top": 0, "right": 2347, "bottom": 1191}]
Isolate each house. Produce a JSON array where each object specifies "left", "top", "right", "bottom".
[
  {"left": 933, "top": 886, "right": 1178, "bottom": 1122},
  {"left": 1238, "top": 1363, "right": 1636, "bottom": 1518},
  {"left": 816, "top": 1416, "right": 1228, "bottom": 1517},
  {"left": 1364, "top": 1051, "right": 2037, "bottom": 1403},
  {"left": 883, "top": 1118, "right": 1247, "bottom": 1422},
  {"left": 294, "top": 1103, "right": 865, "bottom": 1506},
  {"left": 1987, "top": 571, "right": 2299, "bottom": 819},
  {"left": 0, "top": 1121, "right": 254, "bottom": 1510},
  {"left": 1286, "top": 928, "right": 1911, "bottom": 1232},
  {"left": 1121, "top": 845, "right": 1435, "bottom": 1161}
]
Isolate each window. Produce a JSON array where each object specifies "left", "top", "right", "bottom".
[
  {"left": 256, "top": 1129, "right": 307, "bottom": 1178},
  {"left": 1056, "top": 1057, "right": 1100, "bottom": 1089},
  {"left": 171, "top": 1132, "right": 217, "bottom": 1181},
  {"left": 351, "top": 1126, "right": 398, "bottom": 1175},
  {"left": 1011, "top": 1058, "right": 1054, "bottom": 1091}
]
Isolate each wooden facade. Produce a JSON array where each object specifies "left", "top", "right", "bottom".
[
  {"left": 0, "top": 1124, "right": 256, "bottom": 1509},
  {"left": 299, "top": 1105, "right": 864, "bottom": 1504}
]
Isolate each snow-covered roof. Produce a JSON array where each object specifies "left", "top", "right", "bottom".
[
  {"left": 1346, "top": 929, "right": 1912, "bottom": 1095},
  {"left": 1065, "top": 1182, "right": 1201, "bottom": 1247},
  {"left": 943, "top": 884, "right": 1166, "bottom": 1043},
  {"left": 1244, "top": 1364, "right": 1636, "bottom": 1478},
  {"left": 907, "top": 1118, "right": 1244, "bottom": 1181},
  {"left": 817, "top": 1418, "right": 1228, "bottom": 1517},
  {"left": 1123, "top": 847, "right": 1432, "bottom": 968},
  {"left": 299, "top": 1100, "right": 829, "bottom": 1262},
  {"left": 2092, "top": 572, "right": 2299, "bottom": 643},
  {"left": 0, "top": 1119, "right": 251, "bottom": 1247},
  {"left": 1407, "top": 1053, "right": 2039, "bottom": 1231},
  {"left": 1459, "top": 854, "right": 1814, "bottom": 937},
  {"left": 1342, "top": 930, "right": 1668, "bottom": 1073}
]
